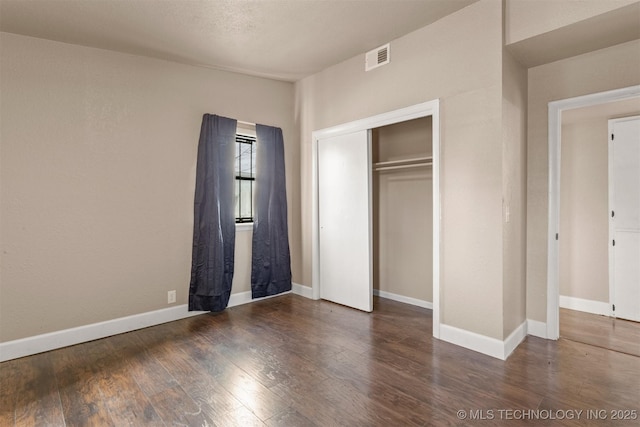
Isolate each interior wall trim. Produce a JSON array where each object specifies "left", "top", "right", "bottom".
[
  {"left": 504, "top": 321, "right": 528, "bottom": 359},
  {"left": 373, "top": 289, "right": 433, "bottom": 309},
  {"left": 439, "top": 320, "right": 527, "bottom": 360},
  {"left": 526, "top": 319, "right": 548, "bottom": 339},
  {"left": 559, "top": 296, "right": 610, "bottom": 317},
  {"left": 292, "top": 283, "right": 314, "bottom": 299},
  {"left": 0, "top": 283, "right": 309, "bottom": 362}
]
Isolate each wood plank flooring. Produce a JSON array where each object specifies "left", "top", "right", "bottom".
[
  {"left": 560, "top": 308, "right": 640, "bottom": 357},
  {"left": 2, "top": 295, "right": 639, "bottom": 426}
]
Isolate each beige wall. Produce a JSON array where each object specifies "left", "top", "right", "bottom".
[
  {"left": 505, "top": 0, "right": 637, "bottom": 44},
  {"left": 0, "top": 33, "right": 298, "bottom": 342},
  {"left": 559, "top": 119, "right": 609, "bottom": 302},
  {"left": 373, "top": 118, "right": 433, "bottom": 303},
  {"left": 526, "top": 39, "right": 640, "bottom": 323},
  {"left": 296, "top": 1, "right": 507, "bottom": 339},
  {"left": 372, "top": 117, "right": 432, "bottom": 162},
  {"left": 501, "top": 48, "right": 528, "bottom": 337},
  {"left": 560, "top": 100, "right": 640, "bottom": 303},
  {"left": 505, "top": 1, "right": 640, "bottom": 69}
]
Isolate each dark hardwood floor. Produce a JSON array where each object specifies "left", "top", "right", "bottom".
[
  {"left": 560, "top": 308, "right": 640, "bottom": 357},
  {"left": 2, "top": 295, "right": 639, "bottom": 426}
]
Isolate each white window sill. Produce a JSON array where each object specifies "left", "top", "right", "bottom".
[{"left": 236, "top": 223, "right": 253, "bottom": 232}]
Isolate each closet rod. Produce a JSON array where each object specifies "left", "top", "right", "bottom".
[
  {"left": 373, "top": 156, "right": 432, "bottom": 168},
  {"left": 374, "top": 162, "right": 432, "bottom": 172}
]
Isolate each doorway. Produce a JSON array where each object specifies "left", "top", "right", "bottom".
[
  {"left": 311, "top": 100, "right": 442, "bottom": 338},
  {"left": 548, "top": 86, "right": 640, "bottom": 354}
]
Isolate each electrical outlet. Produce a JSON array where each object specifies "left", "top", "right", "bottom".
[{"left": 167, "top": 290, "right": 176, "bottom": 304}]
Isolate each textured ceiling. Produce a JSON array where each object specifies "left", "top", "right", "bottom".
[{"left": 0, "top": 0, "right": 476, "bottom": 81}]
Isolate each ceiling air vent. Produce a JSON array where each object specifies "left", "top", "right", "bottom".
[{"left": 365, "top": 43, "right": 390, "bottom": 71}]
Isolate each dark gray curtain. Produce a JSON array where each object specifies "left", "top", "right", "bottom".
[
  {"left": 189, "top": 114, "right": 237, "bottom": 312},
  {"left": 251, "top": 124, "right": 292, "bottom": 298}
]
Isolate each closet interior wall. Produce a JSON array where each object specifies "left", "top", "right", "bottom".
[{"left": 372, "top": 117, "right": 433, "bottom": 305}]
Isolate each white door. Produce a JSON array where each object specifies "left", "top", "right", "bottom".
[
  {"left": 610, "top": 117, "right": 640, "bottom": 322},
  {"left": 317, "top": 130, "right": 373, "bottom": 312}
]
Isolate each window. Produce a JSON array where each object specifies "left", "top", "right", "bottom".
[{"left": 235, "top": 133, "right": 256, "bottom": 223}]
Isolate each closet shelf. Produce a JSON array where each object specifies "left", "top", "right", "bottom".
[{"left": 373, "top": 156, "right": 432, "bottom": 172}]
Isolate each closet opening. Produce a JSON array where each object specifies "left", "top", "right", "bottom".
[
  {"left": 372, "top": 117, "right": 433, "bottom": 310},
  {"left": 311, "top": 99, "right": 441, "bottom": 337}
]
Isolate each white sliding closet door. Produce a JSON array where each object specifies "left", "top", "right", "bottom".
[
  {"left": 610, "top": 117, "right": 640, "bottom": 322},
  {"left": 317, "top": 130, "right": 373, "bottom": 312}
]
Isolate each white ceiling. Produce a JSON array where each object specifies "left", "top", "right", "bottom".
[{"left": 0, "top": 0, "right": 476, "bottom": 81}]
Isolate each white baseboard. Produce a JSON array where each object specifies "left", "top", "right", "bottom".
[
  {"left": 526, "top": 319, "right": 548, "bottom": 339},
  {"left": 292, "top": 282, "right": 313, "bottom": 299},
  {"left": 503, "top": 321, "right": 528, "bottom": 359},
  {"left": 0, "top": 303, "right": 203, "bottom": 362},
  {"left": 0, "top": 280, "right": 540, "bottom": 363},
  {"left": 559, "top": 295, "right": 610, "bottom": 316},
  {"left": 228, "top": 289, "right": 294, "bottom": 307},
  {"left": 440, "top": 324, "right": 505, "bottom": 360},
  {"left": 0, "top": 286, "right": 302, "bottom": 362},
  {"left": 439, "top": 320, "right": 527, "bottom": 361},
  {"left": 373, "top": 289, "right": 433, "bottom": 309}
]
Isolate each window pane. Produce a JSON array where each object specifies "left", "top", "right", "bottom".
[
  {"left": 240, "top": 180, "right": 253, "bottom": 219},
  {"left": 235, "top": 141, "right": 241, "bottom": 174},
  {"left": 251, "top": 145, "right": 256, "bottom": 178},
  {"left": 234, "top": 179, "right": 240, "bottom": 219},
  {"left": 238, "top": 142, "right": 253, "bottom": 178}
]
